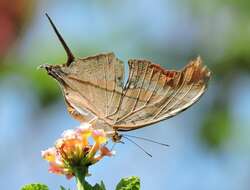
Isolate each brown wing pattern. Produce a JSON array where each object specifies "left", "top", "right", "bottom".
[
  {"left": 60, "top": 52, "right": 124, "bottom": 123},
  {"left": 47, "top": 52, "right": 210, "bottom": 131},
  {"left": 110, "top": 57, "right": 211, "bottom": 131}
]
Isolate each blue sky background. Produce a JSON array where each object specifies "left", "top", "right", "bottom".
[{"left": 1, "top": 0, "right": 250, "bottom": 189}]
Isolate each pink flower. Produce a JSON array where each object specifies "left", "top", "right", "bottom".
[{"left": 42, "top": 124, "right": 114, "bottom": 179}]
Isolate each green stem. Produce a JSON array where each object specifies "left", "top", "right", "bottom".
[
  {"left": 76, "top": 177, "right": 85, "bottom": 190},
  {"left": 74, "top": 167, "right": 88, "bottom": 190}
]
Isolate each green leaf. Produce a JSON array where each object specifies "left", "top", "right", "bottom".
[
  {"left": 116, "top": 176, "right": 140, "bottom": 190},
  {"left": 21, "top": 183, "right": 49, "bottom": 190},
  {"left": 100, "top": 181, "right": 106, "bottom": 190},
  {"left": 82, "top": 181, "right": 93, "bottom": 190},
  {"left": 60, "top": 186, "right": 71, "bottom": 190},
  {"left": 91, "top": 181, "right": 106, "bottom": 190},
  {"left": 60, "top": 186, "right": 66, "bottom": 190}
]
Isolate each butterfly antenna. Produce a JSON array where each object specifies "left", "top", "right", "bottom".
[
  {"left": 45, "top": 13, "right": 75, "bottom": 66},
  {"left": 123, "top": 134, "right": 169, "bottom": 147},
  {"left": 123, "top": 136, "right": 152, "bottom": 157}
]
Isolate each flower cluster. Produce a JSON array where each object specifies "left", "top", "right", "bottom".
[{"left": 41, "top": 123, "right": 114, "bottom": 179}]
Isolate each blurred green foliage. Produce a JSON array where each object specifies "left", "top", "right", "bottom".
[
  {"left": 200, "top": 107, "right": 232, "bottom": 149},
  {"left": 185, "top": 0, "right": 250, "bottom": 150},
  {"left": 0, "top": 62, "right": 60, "bottom": 106},
  {"left": 116, "top": 176, "right": 140, "bottom": 190},
  {"left": 21, "top": 184, "right": 49, "bottom": 190}
]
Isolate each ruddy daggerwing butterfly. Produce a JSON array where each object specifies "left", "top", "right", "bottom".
[{"left": 41, "top": 14, "right": 211, "bottom": 142}]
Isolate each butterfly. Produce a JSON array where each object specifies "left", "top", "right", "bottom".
[{"left": 41, "top": 14, "right": 211, "bottom": 143}]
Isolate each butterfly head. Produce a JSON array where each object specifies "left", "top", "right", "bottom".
[
  {"left": 39, "top": 64, "right": 63, "bottom": 77},
  {"left": 111, "top": 132, "right": 123, "bottom": 143},
  {"left": 38, "top": 64, "right": 69, "bottom": 88}
]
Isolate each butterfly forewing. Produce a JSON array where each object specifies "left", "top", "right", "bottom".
[{"left": 59, "top": 53, "right": 124, "bottom": 124}]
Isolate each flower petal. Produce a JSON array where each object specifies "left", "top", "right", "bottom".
[
  {"left": 62, "top": 129, "right": 77, "bottom": 139},
  {"left": 41, "top": 147, "right": 56, "bottom": 162},
  {"left": 48, "top": 162, "right": 64, "bottom": 174},
  {"left": 100, "top": 146, "right": 114, "bottom": 157},
  {"left": 92, "top": 129, "right": 107, "bottom": 144}
]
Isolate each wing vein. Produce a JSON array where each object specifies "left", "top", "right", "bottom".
[
  {"left": 103, "top": 58, "right": 108, "bottom": 116},
  {"left": 152, "top": 71, "right": 188, "bottom": 119},
  {"left": 116, "top": 62, "right": 149, "bottom": 122},
  {"left": 162, "top": 83, "right": 194, "bottom": 116},
  {"left": 116, "top": 62, "right": 140, "bottom": 121},
  {"left": 106, "top": 62, "right": 135, "bottom": 119},
  {"left": 107, "top": 56, "right": 116, "bottom": 112}
]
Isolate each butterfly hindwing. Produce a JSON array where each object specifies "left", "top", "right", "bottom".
[{"left": 111, "top": 57, "right": 211, "bottom": 130}]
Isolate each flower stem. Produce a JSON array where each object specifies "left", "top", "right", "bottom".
[
  {"left": 74, "top": 167, "right": 88, "bottom": 190},
  {"left": 76, "top": 177, "right": 85, "bottom": 190}
]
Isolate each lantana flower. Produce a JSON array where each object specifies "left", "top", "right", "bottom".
[{"left": 41, "top": 123, "right": 114, "bottom": 179}]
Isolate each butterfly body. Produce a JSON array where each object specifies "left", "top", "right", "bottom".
[{"left": 42, "top": 14, "right": 211, "bottom": 143}]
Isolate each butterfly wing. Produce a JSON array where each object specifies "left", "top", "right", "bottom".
[
  {"left": 46, "top": 53, "right": 210, "bottom": 131},
  {"left": 109, "top": 57, "right": 211, "bottom": 131},
  {"left": 47, "top": 52, "right": 124, "bottom": 126},
  {"left": 44, "top": 14, "right": 210, "bottom": 132}
]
